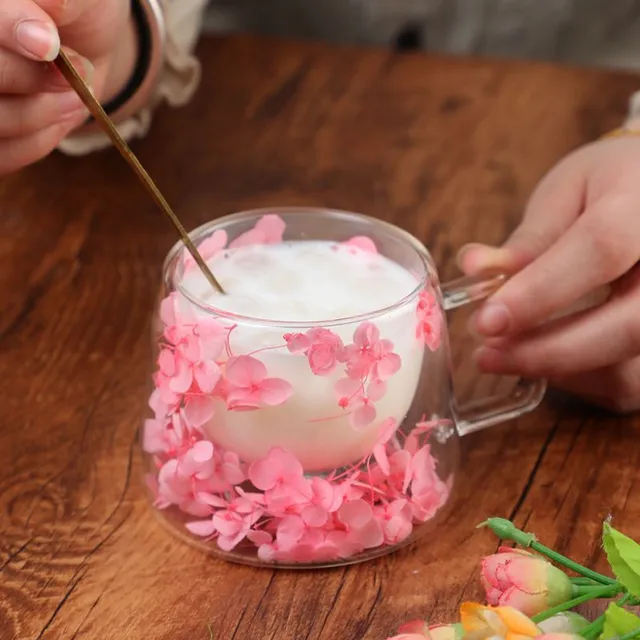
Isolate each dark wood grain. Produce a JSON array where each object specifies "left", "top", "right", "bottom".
[{"left": 1, "top": 35, "right": 639, "bottom": 640}]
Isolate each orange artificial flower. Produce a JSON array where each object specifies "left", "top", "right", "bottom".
[{"left": 460, "top": 602, "right": 540, "bottom": 640}]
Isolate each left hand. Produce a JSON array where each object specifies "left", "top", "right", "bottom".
[
  {"left": 458, "top": 131, "right": 640, "bottom": 413},
  {"left": 0, "top": 0, "right": 134, "bottom": 175}
]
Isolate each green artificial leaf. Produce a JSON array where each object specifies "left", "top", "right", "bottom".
[
  {"left": 601, "top": 603, "right": 640, "bottom": 640},
  {"left": 603, "top": 522, "right": 640, "bottom": 596}
]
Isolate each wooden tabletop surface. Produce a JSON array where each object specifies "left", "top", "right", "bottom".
[{"left": 1, "top": 35, "right": 639, "bottom": 640}]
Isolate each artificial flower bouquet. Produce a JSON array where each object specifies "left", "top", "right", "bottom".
[{"left": 387, "top": 518, "right": 640, "bottom": 640}]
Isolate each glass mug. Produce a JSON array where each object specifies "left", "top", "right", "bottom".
[{"left": 141, "top": 208, "right": 545, "bottom": 568}]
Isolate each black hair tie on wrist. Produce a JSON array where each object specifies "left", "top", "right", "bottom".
[{"left": 88, "top": 0, "right": 152, "bottom": 120}]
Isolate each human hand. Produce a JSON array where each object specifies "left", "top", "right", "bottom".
[
  {"left": 458, "top": 132, "right": 640, "bottom": 413},
  {"left": 0, "top": 0, "right": 134, "bottom": 174}
]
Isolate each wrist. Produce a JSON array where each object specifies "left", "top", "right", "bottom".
[
  {"left": 102, "top": 0, "right": 165, "bottom": 121},
  {"left": 100, "top": 11, "right": 139, "bottom": 105},
  {"left": 73, "top": 0, "right": 165, "bottom": 135}
]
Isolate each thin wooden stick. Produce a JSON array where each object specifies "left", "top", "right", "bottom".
[{"left": 54, "top": 49, "right": 225, "bottom": 294}]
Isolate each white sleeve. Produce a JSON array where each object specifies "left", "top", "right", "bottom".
[
  {"left": 626, "top": 91, "right": 640, "bottom": 123},
  {"left": 58, "top": 0, "right": 208, "bottom": 156}
]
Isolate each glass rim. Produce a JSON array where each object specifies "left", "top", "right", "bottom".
[{"left": 163, "top": 207, "right": 434, "bottom": 328}]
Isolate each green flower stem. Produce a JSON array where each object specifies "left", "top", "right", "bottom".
[
  {"left": 617, "top": 628, "right": 640, "bottom": 640},
  {"left": 574, "top": 584, "right": 620, "bottom": 597},
  {"left": 532, "top": 585, "right": 622, "bottom": 624},
  {"left": 531, "top": 542, "right": 617, "bottom": 586},
  {"left": 582, "top": 617, "right": 605, "bottom": 640},
  {"left": 580, "top": 593, "right": 633, "bottom": 639},
  {"left": 572, "top": 577, "right": 604, "bottom": 586},
  {"left": 478, "top": 519, "right": 617, "bottom": 586}
]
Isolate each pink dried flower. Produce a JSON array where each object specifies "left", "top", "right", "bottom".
[
  {"left": 183, "top": 395, "right": 216, "bottom": 428},
  {"left": 337, "top": 499, "right": 384, "bottom": 550},
  {"left": 416, "top": 288, "right": 443, "bottom": 351},
  {"left": 410, "top": 445, "right": 449, "bottom": 521},
  {"left": 143, "top": 417, "right": 171, "bottom": 455},
  {"left": 343, "top": 322, "right": 401, "bottom": 381},
  {"left": 229, "top": 214, "right": 286, "bottom": 249},
  {"left": 386, "top": 450, "right": 414, "bottom": 495},
  {"left": 248, "top": 447, "right": 312, "bottom": 515},
  {"left": 184, "top": 230, "right": 227, "bottom": 271},
  {"left": 213, "top": 502, "right": 262, "bottom": 551},
  {"left": 177, "top": 440, "right": 216, "bottom": 480},
  {"left": 375, "top": 499, "right": 413, "bottom": 544},
  {"left": 159, "top": 294, "right": 226, "bottom": 360},
  {"left": 258, "top": 526, "right": 345, "bottom": 564},
  {"left": 342, "top": 236, "right": 378, "bottom": 254},
  {"left": 186, "top": 491, "right": 262, "bottom": 551},
  {"left": 156, "top": 458, "right": 213, "bottom": 517},
  {"left": 224, "top": 355, "right": 292, "bottom": 411},
  {"left": 284, "top": 328, "right": 345, "bottom": 375},
  {"left": 335, "top": 377, "right": 387, "bottom": 429},
  {"left": 143, "top": 412, "right": 198, "bottom": 458},
  {"left": 249, "top": 447, "right": 304, "bottom": 491},
  {"left": 301, "top": 477, "right": 341, "bottom": 526},
  {"left": 372, "top": 418, "right": 399, "bottom": 475}
]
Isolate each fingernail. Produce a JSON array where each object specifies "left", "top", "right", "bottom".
[
  {"left": 461, "top": 246, "right": 514, "bottom": 276},
  {"left": 66, "top": 53, "right": 94, "bottom": 84},
  {"left": 456, "top": 243, "right": 484, "bottom": 270},
  {"left": 475, "top": 300, "right": 510, "bottom": 336},
  {"left": 56, "top": 92, "right": 84, "bottom": 117},
  {"left": 467, "top": 313, "right": 509, "bottom": 344},
  {"left": 16, "top": 20, "right": 60, "bottom": 62}
]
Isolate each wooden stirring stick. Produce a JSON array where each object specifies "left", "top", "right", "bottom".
[{"left": 54, "top": 50, "right": 225, "bottom": 294}]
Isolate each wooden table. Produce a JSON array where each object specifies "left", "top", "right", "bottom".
[{"left": 1, "top": 35, "right": 639, "bottom": 640}]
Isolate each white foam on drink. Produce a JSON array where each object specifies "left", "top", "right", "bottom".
[{"left": 181, "top": 241, "right": 419, "bottom": 322}]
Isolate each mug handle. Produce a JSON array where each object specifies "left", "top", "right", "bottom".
[{"left": 441, "top": 273, "right": 547, "bottom": 436}]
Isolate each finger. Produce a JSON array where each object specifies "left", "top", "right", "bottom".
[
  {"left": 550, "top": 356, "right": 640, "bottom": 414},
  {"left": 0, "top": 91, "right": 86, "bottom": 137},
  {"left": 0, "top": 119, "right": 79, "bottom": 175},
  {"left": 0, "top": 0, "right": 60, "bottom": 61},
  {"left": 0, "top": 46, "right": 93, "bottom": 94},
  {"left": 457, "top": 156, "right": 587, "bottom": 275},
  {"left": 474, "top": 265, "right": 640, "bottom": 376},
  {"left": 474, "top": 195, "right": 640, "bottom": 336},
  {"left": 467, "top": 282, "right": 611, "bottom": 337},
  {"left": 33, "top": 0, "right": 102, "bottom": 27}
]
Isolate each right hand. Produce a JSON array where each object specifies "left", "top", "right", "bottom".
[
  {"left": 0, "top": 0, "right": 132, "bottom": 175},
  {"left": 458, "top": 133, "right": 640, "bottom": 413}
]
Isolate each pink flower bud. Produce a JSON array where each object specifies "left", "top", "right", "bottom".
[
  {"left": 387, "top": 622, "right": 463, "bottom": 640},
  {"left": 481, "top": 547, "right": 573, "bottom": 617}
]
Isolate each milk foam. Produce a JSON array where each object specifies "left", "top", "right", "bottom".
[{"left": 181, "top": 241, "right": 419, "bottom": 321}]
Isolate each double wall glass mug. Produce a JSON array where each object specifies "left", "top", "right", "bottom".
[{"left": 141, "top": 208, "right": 546, "bottom": 568}]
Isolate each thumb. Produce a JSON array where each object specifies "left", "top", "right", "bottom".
[
  {"left": 457, "top": 156, "right": 587, "bottom": 276},
  {"left": 0, "top": 0, "right": 60, "bottom": 61}
]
